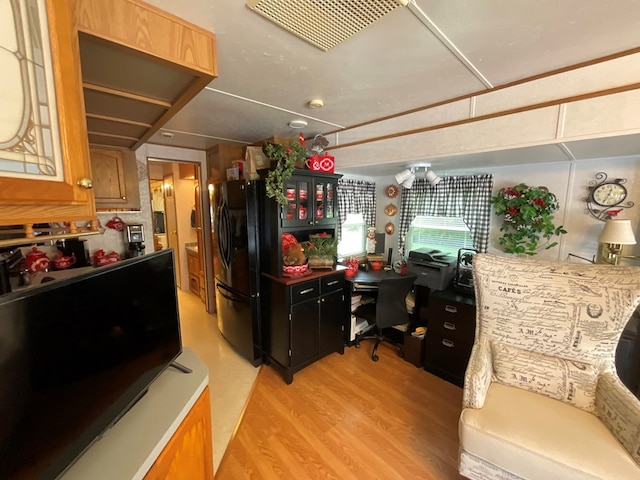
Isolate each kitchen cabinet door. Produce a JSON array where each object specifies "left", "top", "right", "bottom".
[
  {"left": 143, "top": 387, "right": 214, "bottom": 480},
  {"left": 0, "top": 0, "right": 95, "bottom": 228},
  {"left": 281, "top": 173, "right": 339, "bottom": 228},
  {"left": 90, "top": 147, "right": 140, "bottom": 210},
  {"left": 280, "top": 172, "right": 339, "bottom": 228},
  {"left": 318, "top": 289, "right": 346, "bottom": 353},
  {"left": 290, "top": 298, "right": 320, "bottom": 367}
]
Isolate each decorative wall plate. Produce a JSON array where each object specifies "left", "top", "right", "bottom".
[
  {"left": 385, "top": 222, "right": 395, "bottom": 234},
  {"left": 384, "top": 204, "right": 397, "bottom": 216},
  {"left": 385, "top": 184, "right": 399, "bottom": 198}
]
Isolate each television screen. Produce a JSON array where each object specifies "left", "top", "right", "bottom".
[{"left": 0, "top": 249, "right": 182, "bottom": 480}]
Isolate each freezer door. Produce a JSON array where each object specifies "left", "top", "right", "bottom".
[
  {"left": 210, "top": 180, "right": 261, "bottom": 297},
  {"left": 215, "top": 281, "right": 262, "bottom": 366}
]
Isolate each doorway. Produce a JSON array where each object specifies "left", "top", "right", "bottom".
[{"left": 147, "top": 160, "right": 207, "bottom": 307}]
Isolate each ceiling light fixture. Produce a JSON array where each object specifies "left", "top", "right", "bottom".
[
  {"left": 160, "top": 131, "right": 174, "bottom": 138},
  {"left": 424, "top": 165, "right": 442, "bottom": 186},
  {"left": 288, "top": 120, "right": 308, "bottom": 129},
  {"left": 308, "top": 99, "right": 324, "bottom": 109},
  {"left": 395, "top": 164, "right": 441, "bottom": 189}
]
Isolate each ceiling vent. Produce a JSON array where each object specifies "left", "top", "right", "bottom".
[{"left": 247, "top": 0, "right": 409, "bottom": 52}]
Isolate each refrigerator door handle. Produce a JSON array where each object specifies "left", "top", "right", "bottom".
[
  {"left": 217, "top": 202, "right": 232, "bottom": 270},
  {"left": 216, "top": 283, "right": 241, "bottom": 302}
]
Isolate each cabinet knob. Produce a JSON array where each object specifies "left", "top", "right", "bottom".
[
  {"left": 122, "top": 196, "right": 127, "bottom": 200},
  {"left": 77, "top": 177, "right": 93, "bottom": 189}
]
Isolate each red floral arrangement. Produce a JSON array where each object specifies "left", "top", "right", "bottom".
[{"left": 491, "top": 183, "right": 566, "bottom": 255}]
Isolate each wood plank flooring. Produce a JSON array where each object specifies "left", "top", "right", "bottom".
[{"left": 216, "top": 342, "right": 465, "bottom": 480}]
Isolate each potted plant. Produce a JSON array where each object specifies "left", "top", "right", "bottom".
[
  {"left": 264, "top": 142, "right": 309, "bottom": 206},
  {"left": 491, "top": 183, "right": 567, "bottom": 255},
  {"left": 301, "top": 233, "right": 338, "bottom": 268}
]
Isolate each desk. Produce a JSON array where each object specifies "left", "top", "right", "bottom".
[
  {"left": 345, "top": 269, "right": 414, "bottom": 344},
  {"left": 347, "top": 268, "right": 403, "bottom": 286}
]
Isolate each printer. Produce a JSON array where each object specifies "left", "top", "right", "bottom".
[{"left": 407, "top": 248, "right": 457, "bottom": 291}]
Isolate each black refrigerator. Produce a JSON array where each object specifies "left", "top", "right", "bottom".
[{"left": 209, "top": 179, "right": 266, "bottom": 366}]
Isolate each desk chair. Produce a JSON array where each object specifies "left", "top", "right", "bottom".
[{"left": 353, "top": 275, "right": 417, "bottom": 362}]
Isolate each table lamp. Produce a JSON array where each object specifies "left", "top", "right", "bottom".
[{"left": 596, "top": 219, "right": 637, "bottom": 265}]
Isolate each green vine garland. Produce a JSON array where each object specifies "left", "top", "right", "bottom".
[
  {"left": 491, "top": 183, "right": 567, "bottom": 255},
  {"left": 264, "top": 142, "right": 309, "bottom": 206}
]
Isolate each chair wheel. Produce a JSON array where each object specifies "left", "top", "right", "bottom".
[
  {"left": 355, "top": 343, "right": 361, "bottom": 349},
  {"left": 372, "top": 354, "right": 379, "bottom": 362},
  {"left": 398, "top": 351, "right": 404, "bottom": 358}
]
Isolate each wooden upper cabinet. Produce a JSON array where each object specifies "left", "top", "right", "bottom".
[
  {"left": 90, "top": 147, "right": 141, "bottom": 210},
  {"left": 0, "top": 0, "right": 95, "bottom": 227},
  {"left": 206, "top": 144, "right": 245, "bottom": 183},
  {"left": 69, "top": 0, "right": 218, "bottom": 150}
]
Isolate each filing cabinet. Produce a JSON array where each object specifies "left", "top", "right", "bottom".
[{"left": 423, "top": 288, "right": 476, "bottom": 387}]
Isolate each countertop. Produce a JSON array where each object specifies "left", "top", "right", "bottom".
[
  {"left": 61, "top": 348, "right": 209, "bottom": 480},
  {"left": 185, "top": 244, "right": 199, "bottom": 255},
  {"left": 262, "top": 266, "right": 347, "bottom": 285}
]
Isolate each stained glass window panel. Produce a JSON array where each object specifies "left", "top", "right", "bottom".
[{"left": 0, "top": 0, "right": 63, "bottom": 181}]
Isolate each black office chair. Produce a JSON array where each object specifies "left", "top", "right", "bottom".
[{"left": 353, "top": 275, "right": 417, "bottom": 362}]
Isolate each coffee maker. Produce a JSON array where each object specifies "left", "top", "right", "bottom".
[
  {"left": 126, "top": 224, "right": 146, "bottom": 257},
  {"left": 56, "top": 239, "right": 90, "bottom": 268}
]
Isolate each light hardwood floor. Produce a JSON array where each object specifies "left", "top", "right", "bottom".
[{"left": 216, "top": 342, "right": 465, "bottom": 480}]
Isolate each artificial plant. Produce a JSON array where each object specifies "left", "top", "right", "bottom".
[
  {"left": 301, "top": 233, "right": 338, "bottom": 258},
  {"left": 491, "top": 183, "right": 567, "bottom": 255},
  {"left": 264, "top": 142, "right": 309, "bottom": 205}
]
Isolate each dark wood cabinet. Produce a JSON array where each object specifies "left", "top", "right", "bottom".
[
  {"left": 423, "top": 288, "right": 476, "bottom": 387},
  {"left": 265, "top": 271, "right": 346, "bottom": 384},
  {"left": 261, "top": 169, "right": 346, "bottom": 383},
  {"left": 280, "top": 173, "right": 339, "bottom": 229}
]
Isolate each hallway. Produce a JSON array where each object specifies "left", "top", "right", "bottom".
[{"left": 176, "top": 289, "right": 260, "bottom": 472}]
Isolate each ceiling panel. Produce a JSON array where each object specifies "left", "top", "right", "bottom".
[
  {"left": 421, "top": 0, "right": 640, "bottom": 87},
  {"left": 140, "top": 0, "right": 640, "bottom": 171}
]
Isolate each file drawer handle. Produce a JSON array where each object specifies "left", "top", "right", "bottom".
[
  {"left": 299, "top": 288, "right": 315, "bottom": 295},
  {"left": 444, "top": 305, "right": 458, "bottom": 314},
  {"left": 442, "top": 339, "right": 454, "bottom": 348},
  {"left": 443, "top": 321, "right": 456, "bottom": 331},
  {"left": 326, "top": 280, "right": 339, "bottom": 286}
]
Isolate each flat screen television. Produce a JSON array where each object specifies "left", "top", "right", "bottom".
[{"left": 0, "top": 249, "right": 183, "bottom": 480}]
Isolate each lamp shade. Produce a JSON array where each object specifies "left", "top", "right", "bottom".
[
  {"left": 402, "top": 173, "right": 415, "bottom": 189},
  {"left": 598, "top": 219, "right": 637, "bottom": 245},
  {"left": 394, "top": 169, "right": 412, "bottom": 184},
  {"left": 425, "top": 169, "right": 442, "bottom": 186}
]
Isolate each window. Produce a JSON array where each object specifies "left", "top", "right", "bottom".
[
  {"left": 338, "top": 213, "right": 366, "bottom": 258},
  {"left": 406, "top": 215, "right": 474, "bottom": 255}
]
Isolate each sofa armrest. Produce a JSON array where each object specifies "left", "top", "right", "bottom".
[
  {"left": 463, "top": 336, "right": 493, "bottom": 409},
  {"left": 595, "top": 372, "right": 640, "bottom": 465}
]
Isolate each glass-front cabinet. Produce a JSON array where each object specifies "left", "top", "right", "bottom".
[
  {"left": 282, "top": 172, "right": 338, "bottom": 228},
  {"left": 0, "top": 1, "right": 95, "bottom": 232}
]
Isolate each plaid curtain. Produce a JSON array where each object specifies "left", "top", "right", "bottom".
[
  {"left": 398, "top": 174, "right": 493, "bottom": 255},
  {"left": 337, "top": 179, "right": 377, "bottom": 240}
]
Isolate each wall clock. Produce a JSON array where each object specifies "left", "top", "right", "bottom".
[{"left": 585, "top": 172, "right": 634, "bottom": 221}]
